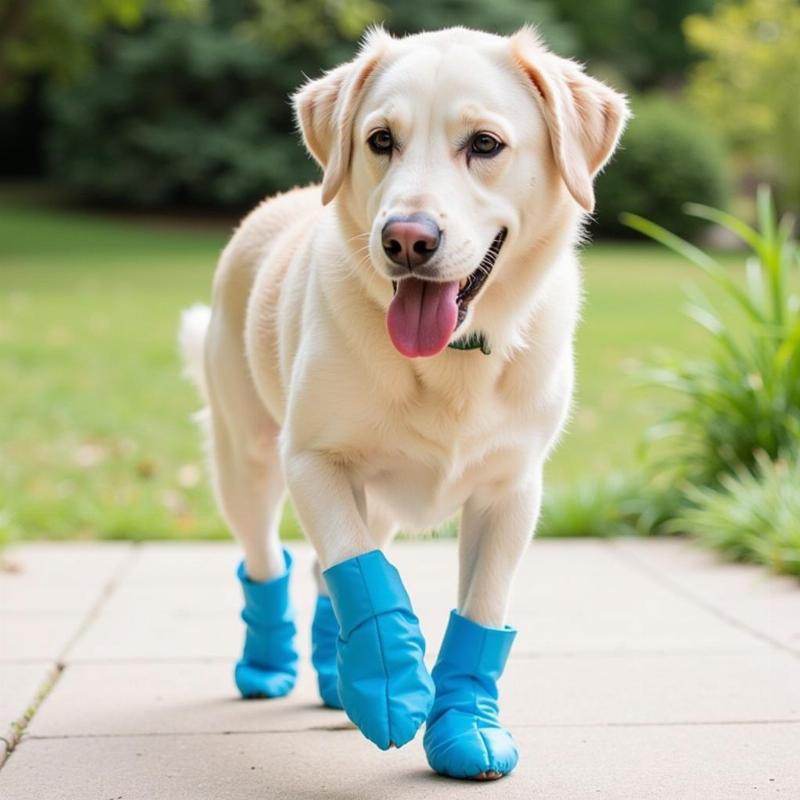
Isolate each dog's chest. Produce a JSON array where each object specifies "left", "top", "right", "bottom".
[{"left": 357, "top": 376, "right": 532, "bottom": 529}]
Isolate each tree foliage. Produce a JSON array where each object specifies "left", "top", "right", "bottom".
[
  {"left": 0, "top": 0, "right": 202, "bottom": 102},
  {"left": 44, "top": 0, "right": 377, "bottom": 207},
  {"left": 552, "top": 0, "right": 714, "bottom": 89},
  {"left": 385, "top": 0, "right": 575, "bottom": 52},
  {"left": 684, "top": 0, "right": 800, "bottom": 212}
]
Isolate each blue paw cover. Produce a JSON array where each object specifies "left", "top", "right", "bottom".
[
  {"left": 323, "top": 550, "right": 434, "bottom": 750},
  {"left": 424, "top": 610, "right": 518, "bottom": 779},
  {"left": 234, "top": 550, "right": 299, "bottom": 699},
  {"left": 311, "top": 594, "right": 343, "bottom": 709}
]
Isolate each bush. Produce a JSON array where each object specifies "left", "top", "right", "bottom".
[
  {"left": 594, "top": 96, "right": 731, "bottom": 240},
  {"left": 537, "top": 473, "right": 682, "bottom": 538},
  {"left": 624, "top": 186, "right": 800, "bottom": 487},
  {"left": 46, "top": 19, "right": 313, "bottom": 207},
  {"left": 44, "top": 3, "right": 371, "bottom": 208},
  {"left": 669, "top": 452, "right": 800, "bottom": 578},
  {"left": 539, "top": 475, "right": 641, "bottom": 537}
]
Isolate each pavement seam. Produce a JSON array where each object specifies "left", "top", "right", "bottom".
[
  {"left": 607, "top": 539, "right": 799, "bottom": 657},
  {"left": 0, "top": 664, "right": 62, "bottom": 768},
  {"left": 0, "top": 646, "right": 764, "bottom": 666},
  {"left": 17, "top": 717, "right": 800, "bottom": 742},
  {"left": 0, "top": 543, "right": 141, "bottom": 770}
]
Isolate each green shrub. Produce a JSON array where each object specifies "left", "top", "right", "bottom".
[
  {"left": 623, "top": 186, "right": 800, "bottom": 487},
  {"left": 537, "top": 473, "right": 681, "bottom": 538},
  {"left": 594, "top": 96, "right": 731, "bottom": 240},
  {"left": 669, "top": 452, "right": 800, "bottom": 578},
  {"left": 44, "top": 4, "right": 366, "bottom": 208},
  {"left": 539, "top": 475, "right": 640, "bottom": 537},
  {"left": 45, "top": 25, "right": 309, "bottom": 208}
]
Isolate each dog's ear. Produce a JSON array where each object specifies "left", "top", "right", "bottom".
[
  {"left": 293, "top": 28, "right": 392, "bottom": 205},
  {"left": 510, "top": 27, "right": 629, "bottom": 213}
]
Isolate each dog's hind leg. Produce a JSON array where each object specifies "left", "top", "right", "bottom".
[
  {"left": 180, "top": 303, "right": 287, "bottom": 583},
  {"left": 204, "top": 313, "right": 286, "bottom": 583},
  {"left": 199, "top": 307, "right": 298, "bottom": 698}
]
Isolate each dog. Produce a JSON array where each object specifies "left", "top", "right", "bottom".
[{"left": 180, "top": 25, "right": 628, "bottom": 780}]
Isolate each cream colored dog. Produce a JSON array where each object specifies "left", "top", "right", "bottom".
[{"left": 180, "top": 25, "right": 627, "bottom": 779}]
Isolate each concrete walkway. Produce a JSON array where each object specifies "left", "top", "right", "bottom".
[{"left": 1, "top": 538, "right": 798, "bottom": 799}]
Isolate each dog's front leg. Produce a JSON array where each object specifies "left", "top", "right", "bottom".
[
  {"left": 424, "top": 474, "right": 542, "bottom": 780},
  {"left": 284, "top": 448, "right": 434, "bottom": 749}
]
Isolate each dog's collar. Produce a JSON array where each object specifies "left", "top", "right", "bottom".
[{"left": 448, "top": 331, "right": 491, "bottom": 355}]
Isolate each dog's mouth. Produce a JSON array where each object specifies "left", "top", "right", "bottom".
[
  {"left": 387, "top": 228, "right": 507, "bottom": 358},
  {"left": 454, "top": 228, "right": 507, "bottom": 328}
]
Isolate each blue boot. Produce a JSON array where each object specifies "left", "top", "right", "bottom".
[
  {"left": 234, "top": 549, "right": 299, "bottom": 699},
  {"left": 323, "top": 550, "right": 434, "bottom": 750},
  {"left": 424, "top": 610, "right": 518, "bottom": 779},
  {"left": 311, "top": 594, "right": 343, "bottom": 709}
]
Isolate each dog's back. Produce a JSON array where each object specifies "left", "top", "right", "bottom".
[{"left": 179, "top": 184, "right": 322, "bottom": 412}]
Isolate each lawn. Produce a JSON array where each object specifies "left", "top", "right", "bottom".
[{"left": 0, "top": 192, "right": 733, "bottom": 542}]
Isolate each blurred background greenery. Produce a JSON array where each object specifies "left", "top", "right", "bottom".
[{"left": 1, "top": 0, "right": 798, "bottom": 576}]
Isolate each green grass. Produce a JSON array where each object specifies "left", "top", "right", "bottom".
[{"left": 0, "top": 191, "right": 736, "bottom": 541}]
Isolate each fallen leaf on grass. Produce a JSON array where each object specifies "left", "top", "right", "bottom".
[{"left": 177, "top": 463, "right": 201, "bottom": 488}]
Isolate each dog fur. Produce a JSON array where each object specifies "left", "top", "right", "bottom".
[{"left": 180, "top": 25, "right": 628, "bottom": 628}]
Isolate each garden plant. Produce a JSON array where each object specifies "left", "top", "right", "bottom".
[{"left": 623, "top": 186, "right": 800, "bottom": 577}]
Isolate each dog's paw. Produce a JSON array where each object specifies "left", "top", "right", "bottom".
[
  {"left": 337, "top": 607, "right": 434, "bottom": 748},
  {"left": 323, "top": 550, "right": 434, "bottom": 749},
  {"left": 423, "top": 610, "right": 518, "bottom": 779},
  {"left": 235, "top": 661, "right": 297, "bottom": 699},
  {"left": 424, "top": 709, "right": 518, "bottom": 779},
  {"left": 235, "top": 553, "right": 299, "bottom": 700}
]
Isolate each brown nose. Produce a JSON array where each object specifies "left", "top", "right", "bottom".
[{"left": 381, "top": 213, "right": 442, "bottom": 270}]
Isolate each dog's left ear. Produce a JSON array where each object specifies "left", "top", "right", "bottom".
[
  {"left": 510, "top": 27, "right": 630, "bottom": 213},
  {"left": 293, "top": 28, "right": 392, "bottom": 205}
]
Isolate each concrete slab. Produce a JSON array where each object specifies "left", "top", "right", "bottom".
[
  {"left": 0, "top": 543, "right": 132, "bottom": 615},
  {"left": 2, "top": 723, "right": 798, "bottom": 799},
  {"left": 515, "top": 540, "right": 769, "bottom": 654},
  {"left": 26, "top": 649, "right": 800, "bottom": 740},
  {"left": 406, "top": 539, "right": 763, "bottom": 654},
  {"left": 65, "top": 539, "right": 766, "bottom": 663},
  {"left": 1, "top": 540, "right": 798, "bottom": 798},
  {"left": 26, "top": 660, "right": 349, "bottom": 737},
  {"left": 66, "top": 544, "right": 319, "bottom": 662},
  {"left": 0, "top": 616, "right": 85, "bottom": 662},
  {"left": 613, "top": 538, "right": 800, "bottom": 653},
  {"left": 502, "top": 650, "right": 800, "bottom": 726},
  {"left": 396, "top": 539, "right": 765, "bottom": 654},
  {"left": 1, "top": 543, "right": 133, "bottom": 664}
]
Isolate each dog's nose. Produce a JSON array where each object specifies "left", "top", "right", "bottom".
[{"left": 381, "top": 214, "right": 442, "bottom": 270}]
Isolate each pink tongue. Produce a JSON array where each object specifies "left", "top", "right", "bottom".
[{"left": 387, "top": 278, "right": 460, "bottom": 358}]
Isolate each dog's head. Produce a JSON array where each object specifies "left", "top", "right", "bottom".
[{"left": 294, "top": 26, "right": 628, "bottom": 358}]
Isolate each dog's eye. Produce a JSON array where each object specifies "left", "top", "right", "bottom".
[
  {"left": 368, "top": 129, "right": 394, "bottom": 155},
  {"left": 470, "top": 133, "right": 504, "bottom": 157}
]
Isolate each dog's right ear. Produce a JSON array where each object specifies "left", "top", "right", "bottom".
[{"left": 293, "top": 28, "right": 392, "bottom": 205}]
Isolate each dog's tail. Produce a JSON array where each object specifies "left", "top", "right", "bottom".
[{"left": 178, "top": 304, "right": 211, "bottom": 403}]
